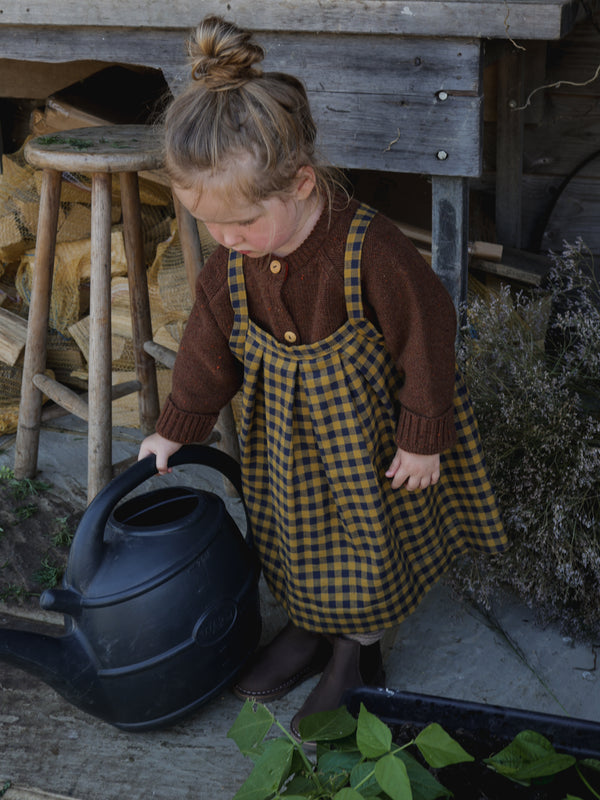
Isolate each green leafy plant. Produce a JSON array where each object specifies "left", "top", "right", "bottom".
[
  {"left": 228, "top": 701, "right": 473, "bottom": 800},
  {"left": 485, "top": 730, "right": 600, "bottom": 797},
  {"left": 228, "top": 702, "right": 600, "bottom": 800}
]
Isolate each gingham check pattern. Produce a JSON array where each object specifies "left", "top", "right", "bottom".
[{"left": 228, "top": 204, "right": 506, "bottom": 635}]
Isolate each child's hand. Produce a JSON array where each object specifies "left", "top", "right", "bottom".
[
  {"left": 386, "top": 447, "right": 440, "bottom": 491},
  {"left": 138, "top": 432, "right": 183, "bottom": 475}
]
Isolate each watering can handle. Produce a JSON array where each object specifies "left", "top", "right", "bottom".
[{"left": 67, "top": 445, "right": 252, "bottom": 590}]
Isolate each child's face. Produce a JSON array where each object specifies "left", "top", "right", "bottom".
[{"left": 173, "top": 168, "right": 318, "bottom": 259}]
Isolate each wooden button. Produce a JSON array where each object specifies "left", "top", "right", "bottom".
[
  {"left": 284, "top": 331, "right": 297, "bottom": 344},
  {"left": 270, "top": 260, "right": 282, "bottom": 274}
]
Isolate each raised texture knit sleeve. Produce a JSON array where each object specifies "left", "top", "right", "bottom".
[
  {"left": 155, "top": 249, "right": 243, "bottom": 444},
  {"left": 361, "top": 214, "right": 457, "bottom": 454}
]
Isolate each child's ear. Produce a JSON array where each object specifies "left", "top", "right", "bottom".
[{"left": 294, "top": 166, "right": 317, "bottom": 200}]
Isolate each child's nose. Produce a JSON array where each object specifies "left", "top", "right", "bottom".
[{"left": 222, "top": 228, "right": 243, "bottom": 248}]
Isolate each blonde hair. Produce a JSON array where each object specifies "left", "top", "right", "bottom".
[{"left": 163, "top": 16, "right": 342, "bottom": 205}]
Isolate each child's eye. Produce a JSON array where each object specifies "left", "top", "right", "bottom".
[{"left": 240, "top": 218, "right": 257, "bottom": 227}]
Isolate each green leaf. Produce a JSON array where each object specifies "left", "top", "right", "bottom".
[
  {"left": 227, "top": 701, "right": 274, "bottom": 756},
  {"left": 415, "top": 723, "right": 474, "bottom": 768},
  {"left": 374, "top": 753, "right": 412, "bottom": 800},
  {"left": 350, "top": 761, "right": 381, "bottom": 796},
  {"left": 356, "top": 704, "right": 392, "bottom": 758},
  {"left": 282, "top": 774, "right": 318, "bottom": 797},
  {"left": 484, "top": 730, "right": 576, "bottom": 784},
  {"left": 233, "top": 738, "right": 295, "bottom": 800},
  {"left": 334, "top": 789, "right": 366, "bottom": 800},
  {"left": 299, "top": 706, "right": 357, "bottom": 742},
  {"left": 580, "top": 758, "right": 600, "bottom": 774},
  {"left": 395, "top": 750, "right": 453, "bottom": 800},
  {"left": 319, "top": 748, "right": 362, "bottom": 780}
]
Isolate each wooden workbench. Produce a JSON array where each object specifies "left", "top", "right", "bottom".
[{"left": 0, "top": 0, "right": 595, "bottom": 308}]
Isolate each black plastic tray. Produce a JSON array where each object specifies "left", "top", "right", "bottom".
[{"left": 343, "top": 686, "right": 600, "bottom": 759}]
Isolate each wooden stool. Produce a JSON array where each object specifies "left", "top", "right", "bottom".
[{"left": 14, "top": 125, "right": 166, "bottom": 503}]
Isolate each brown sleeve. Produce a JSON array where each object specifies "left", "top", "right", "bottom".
[
  {"left": 361, "top": 214, "right": 457, "bottom": 455},
  {"left": 155, "top": 251, "right": 243, "bottom": 444}
]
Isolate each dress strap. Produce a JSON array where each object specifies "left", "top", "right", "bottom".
[
  {"left": 344, "top": 203, "right": 376, "bottom": 320},
  {"left": 227, "top": 248, "right": 249, "bottom": 323}
]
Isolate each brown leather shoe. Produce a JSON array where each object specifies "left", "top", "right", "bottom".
[
  {"left": 290, "top": 637, "right": 385, "bottom": 742},
  {"left": 233, "top": 622, "right": 332, "bottom": 702}
]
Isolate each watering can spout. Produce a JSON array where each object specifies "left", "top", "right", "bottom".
[{"left": 0, "top": 627, "right": 105, "bottom": 718}]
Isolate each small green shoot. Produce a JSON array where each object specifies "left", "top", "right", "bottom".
[
  {"left": 33, "top": 558, "right": 63, "bottom": 590},
  {"left": 0, "top": 466, "right": 51, "bottom": 500},
  {"left": 14, "top": 503, "right": 38, "bottom": 521},
  {"left": 51, "top": 516, "right": 74, "bottom": 547}
]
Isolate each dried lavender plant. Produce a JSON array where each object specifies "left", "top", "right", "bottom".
[{"left": 454, "top": 240, "right": 600, "bottom": 640}]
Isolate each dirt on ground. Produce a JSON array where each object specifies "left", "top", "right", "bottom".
[{"left": 0, "top": 473, "right": 84, "bottom": 609}]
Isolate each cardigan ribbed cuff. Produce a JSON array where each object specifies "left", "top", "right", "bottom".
[
  {"left": 395, "top": 405, "right": 456, "bottom": 455},
  {"left": 156, "top": 396, "right": 219, "bottom": 445}
]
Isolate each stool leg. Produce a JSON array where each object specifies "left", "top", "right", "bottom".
[
  {"left": 120, "top": 171, "right": 159, "bottom": 433},
  {"left": 173, "top": 192, "right": 204, "bottom": 295},
  {"left": 14, "top": 169, "right": 62, "bottom": 480},
  {"left": 87, "top": 172, "right": 114, "bottom": 502}
]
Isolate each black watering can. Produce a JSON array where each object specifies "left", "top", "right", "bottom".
[{"left": 0, "top": 444, "right": 261, "bottom": 731}]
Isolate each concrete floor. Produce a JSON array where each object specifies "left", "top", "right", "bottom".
[{"left": 1, "top": 419, "right": 599, "bottom": 799}]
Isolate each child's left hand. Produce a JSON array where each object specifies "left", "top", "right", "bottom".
[{"left": 386, "top": 447, "right": 440, "bottom": 491}]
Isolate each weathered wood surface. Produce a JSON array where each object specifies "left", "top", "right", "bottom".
[
  {"left": 0, "top": 30, "right": 483, "bottom": 175},
  {"left": 480, "top": 14, "right": 600, "bottom": 254},
  {"left": 24, "top": 126, "right": 163, "bottom": 175},
  {"left": 0, "top": 307, "right": 27, "bottom": 366},
  {"left": 0, "top": 0, "right": 593, "bottom": 39}
]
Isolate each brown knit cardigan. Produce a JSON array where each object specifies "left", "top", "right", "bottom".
[{"left": 156, "top": 196, "right": 458, "bottom": 455}]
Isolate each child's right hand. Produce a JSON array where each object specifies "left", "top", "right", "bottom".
[{"left": 138, "top": 432, "right": 183, "bottom": 475}]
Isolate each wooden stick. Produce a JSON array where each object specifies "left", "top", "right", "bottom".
[
  {"left": 14, "top": 168, "right": 62, "bottom": 480},
  {"left": 87, "top": 172, "right": 114, "bottom": 500},
  {"left": 143, "top": 339, "right": 176, "bottom": 369},
  {"left": 40, "top": 379, "right": 142, "bottom": 422},
  {"left": 396, "top": 221, "right": 503, "bottom": 263},
  {"left": 33, "top": 373, "right": 90, "bottom": 420},
  {"left": 120, "top": 170, "right": 160, "bottom": 433}
]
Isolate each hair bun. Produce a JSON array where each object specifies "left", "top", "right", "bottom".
[{"left": 189, "top": 16, "right": 264, "bottom": 90}]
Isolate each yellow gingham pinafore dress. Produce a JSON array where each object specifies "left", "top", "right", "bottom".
[{"left": 228, "top": 203, "right": 506, "bottom": 636}]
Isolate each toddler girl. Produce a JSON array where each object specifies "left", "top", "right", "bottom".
[{"left": 138, "top": 15, "right": 506, "bottom": 738}]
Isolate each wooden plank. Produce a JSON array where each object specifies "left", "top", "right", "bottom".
[
  {"left": 0, "top": 307, "right": 28, "bottom": 365},
  {"left": 0, "top": 30, "right": 482, "bottom": 96},
  {"left": 313, "top": 91, "right": 482, "bottom": 175},
  {"left": 264, "top": 34, "right": 481, "bottom": 96},
  {"left": 0, "top": 27, "right": 483, "bottom": 176},
  {"left": 0, "top": 0, "right": 590, "bottom": 39},
  {"left": 0, "top": 58, "right": 105, "bottom": 99}
]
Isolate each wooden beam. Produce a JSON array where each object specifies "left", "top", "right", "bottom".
[
  {"left": 0, "top": 0, "right": 589, "bottom": 39},
  {"left": 431, "top": 176, "right": 470, "bottom": 317}
]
